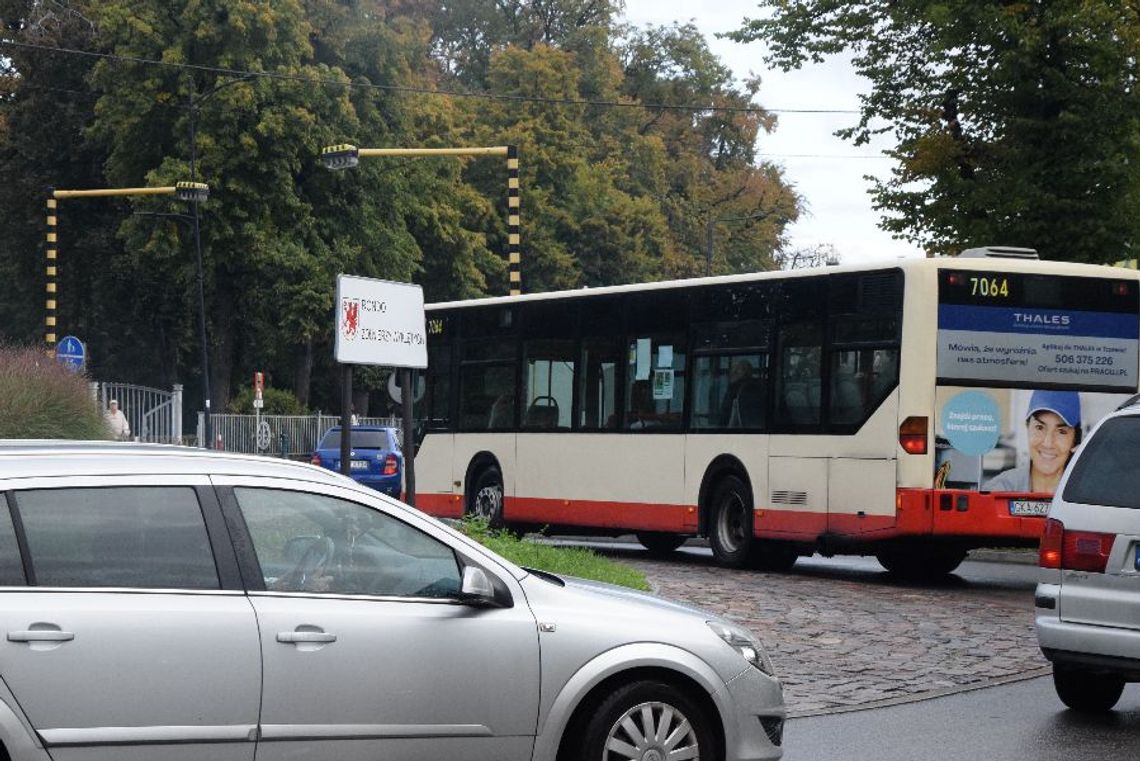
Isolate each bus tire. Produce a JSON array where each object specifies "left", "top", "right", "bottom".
[
  {"left": 708, "top": 475, "right": 754, "bottom": 568},
  {"left": 468, "top": 465, "right": 505, "bottom": 529},
  {"left": 636, "top": 531, "right": 686, "bottom": 556},
  {"left": 876, "top": 546, "right": 966, "bottom": 578}
]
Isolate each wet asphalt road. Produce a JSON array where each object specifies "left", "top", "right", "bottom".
[{"left": 784, "top": 675, "right": 1140, "bottom": 761}]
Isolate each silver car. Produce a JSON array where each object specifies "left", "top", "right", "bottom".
[
  {"left": 1035, "top": 401, "right": 1140, "bottom": 712},
  {"left": 0, "top": 441, "right": 784, "bottom": 761}
]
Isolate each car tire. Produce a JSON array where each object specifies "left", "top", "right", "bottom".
[
  {"left": 579, "top": 680, "right": 718, "bottom": 761},
  {"left": 708, "top": 475, "right": 754, "bottom": 568},
  {"left": 636, "top": 531, "right": 686, "bottom": 556},
  {"left": 876, "top": 546, "right": 966, "bottom": 579},
  {"left": 1053, "top": 666, "right": 1125, "bottom": 713},
  {"left": 468, "top": 465, "right": 505, "bottom": 529}
]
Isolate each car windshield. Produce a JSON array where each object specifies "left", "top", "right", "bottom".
[
  {"left": 1062, "top": 416, "right": 1140, "bottom": 509},
  {"left": 320, "top": 430, "right": 392, "bottom": 450}
]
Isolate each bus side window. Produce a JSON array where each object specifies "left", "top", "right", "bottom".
[
  {"left": 624, "top": 336, "right": 685, "bottom": 431},
  {"left": 579, "top": 337, "right": 621, "bottom": 431},
  {"left": 776, "top": 326, "right": 822, "bottom": 426},
  {"left": 523, "top": 339, "right": 574, "bottom": 430},
  {"left": 692, "top": 354, "right": 767, "bottom": 430}
]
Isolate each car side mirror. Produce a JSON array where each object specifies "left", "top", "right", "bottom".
[{"left": 460, "top": 566, "right": 496, "bottom": 604}]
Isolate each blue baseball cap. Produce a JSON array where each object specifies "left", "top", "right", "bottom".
[{"left": 1026, "top": 390, "right": 1081, "bottom": 428}]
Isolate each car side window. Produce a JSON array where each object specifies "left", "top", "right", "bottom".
[
  {"left": 0, "top": 503, "right": 25, "bottom": 586},
  {"left": 234, "top": 487, "right": 462, "bottom": 598},
  {"left": 14, "top": 487, "right": 220, "bottom": 589}
]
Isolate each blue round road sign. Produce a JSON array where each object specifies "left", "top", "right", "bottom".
[{"left": 56, "top": 335, "right": 85, "bottom": 373}]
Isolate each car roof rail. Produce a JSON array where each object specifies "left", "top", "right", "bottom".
[{"left": 957, "top": 246, "right": 1039, "bottom": 259}]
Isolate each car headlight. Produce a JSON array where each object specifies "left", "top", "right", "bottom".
[{"left": 707, "top": 620, "right": 776, "bottom": 677}]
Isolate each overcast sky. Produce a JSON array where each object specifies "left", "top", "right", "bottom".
[{"left": 620, "top": 1, "right": 925, "bottom": 265}]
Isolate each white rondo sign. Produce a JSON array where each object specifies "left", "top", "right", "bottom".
[{"left": 335, "top": 274, "right": 428, "bottom": 368}]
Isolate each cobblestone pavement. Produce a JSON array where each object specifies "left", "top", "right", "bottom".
[{"left": 612, "top": 551, "right": 1050, "bottom": 717}]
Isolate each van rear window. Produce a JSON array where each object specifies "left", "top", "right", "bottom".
[{"left": 1062, "top": 417, "right": 1140, "bottom": 509}]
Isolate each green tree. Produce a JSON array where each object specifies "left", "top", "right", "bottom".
[
  {"left": 731, "top": 1, "right": 1140, "bottom": 261},
  {"left": 622, "top": 23, "right": 799, "bottom": 275}
]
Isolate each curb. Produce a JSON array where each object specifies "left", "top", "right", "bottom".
[{"left": 786, "top": 668, "right": 1053, "bottom": 719}]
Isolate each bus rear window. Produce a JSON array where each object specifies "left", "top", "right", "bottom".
[{"left": 1062, "top": 416, "right": 1140, "bottom": 509}]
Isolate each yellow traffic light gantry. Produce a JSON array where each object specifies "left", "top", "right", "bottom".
[
  {"left": 320, "top": 144, "right": 521, "bottom": 296},
  {"left": 45, "top": 183, "right": 210, "bottom": 347}
]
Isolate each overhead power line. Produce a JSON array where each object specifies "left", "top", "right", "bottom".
[{"left": 0, "top": 39, "right": 860, "bottom": 116}]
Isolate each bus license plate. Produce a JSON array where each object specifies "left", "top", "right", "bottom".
[
  {"left": 1009, "top": 500, "right": 1050, "bottom": 517},
  {"left": 350, "top": 459, "right": 370, "bottom": 471}
]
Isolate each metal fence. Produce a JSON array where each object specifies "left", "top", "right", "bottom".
[
  {"left": 94, "top": 382, "right": 183, "bottom": 443},
  {"left": 198, "top": 413, "right": 401, "bottom": 458}
]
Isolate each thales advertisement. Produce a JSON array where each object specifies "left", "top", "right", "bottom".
[{"left": 934, "top": 269, "right": 1139, "bottom": 500}]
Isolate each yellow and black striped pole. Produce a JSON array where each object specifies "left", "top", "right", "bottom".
[
  {"left": 45, "top": 192, "right": 58, "bottom": 347},
  {"left": 321, "top": 144, "right": 522, "bottom": 296},
  {"left": 506, "top": 145, "right": 520, "bottom": 296},
  {"left": 45, "top": 183, "right": 209, "bottom": 348}
]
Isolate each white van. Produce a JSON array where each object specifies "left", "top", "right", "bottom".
[{"left": 1035, "top": 399, "right": 1140, "bottom": 712}]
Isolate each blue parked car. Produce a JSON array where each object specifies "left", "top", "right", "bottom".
[{"left": 311, "top": 426, "right": 402, "bottom": 497}]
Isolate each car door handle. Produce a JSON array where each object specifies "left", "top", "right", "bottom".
[
  {"left": 277, "top": 631, "right": 336, "bottom": 644},
  {"left": 8, "top": 630, "right": 74, "bottom": 643}
]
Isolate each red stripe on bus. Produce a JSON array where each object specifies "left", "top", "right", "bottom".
[
  {"left": 414, "top": 492, "right": 465, "bottom": 518},
  {"left": 504, "top": 497, "right": 698, "bottom": 532},
  {"left": 412, "top": 488, "right": 1047, "bottom": 542}
]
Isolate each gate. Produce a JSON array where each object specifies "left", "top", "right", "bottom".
[{"left": 95, "top": 383, "right": 183, "bottom": 444}]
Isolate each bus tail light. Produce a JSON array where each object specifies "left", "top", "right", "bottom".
[
  {"left": 383, "top": 454, "right": 399, "bottom": 475},
  {"left": 310, "top": 453, "right": 322, "bottom": 466},
  {"left": 899, "top": 416, "right": 928, "bottom": 455},
  {"left": 1038, "top": 518, "right": 1114, "bottom": 573}
]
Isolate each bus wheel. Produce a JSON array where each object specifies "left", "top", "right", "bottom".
[
  {"left": 636, "top": 531, "right": 686, "bottom": 556},
  {"left": 468, "top": 465, "right": 505, "bottom": 529},
  {"left": 708, "top": 475, "right": 754, "bottom": 568},
  {"left": 876, "top": 546, "right": 966, "bottom": 578}
]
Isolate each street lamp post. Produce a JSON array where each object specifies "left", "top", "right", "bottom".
[{"left": 183, "top": 73, "right": 256, "bottom": 449}]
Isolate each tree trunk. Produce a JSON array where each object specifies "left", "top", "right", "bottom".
[{"left": 293, "top": 337, "right": 313, "bottom": 407}]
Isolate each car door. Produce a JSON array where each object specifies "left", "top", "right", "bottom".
[
  {"left": 217, "top": 478, "right": 541, "bottom": 761},
  {"left": 0, "top": 477, "right": 261, "bottom": 761}
]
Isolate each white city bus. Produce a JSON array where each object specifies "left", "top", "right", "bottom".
[{"left": 410, "top": 250, "right": 1140, "bottom": 575}]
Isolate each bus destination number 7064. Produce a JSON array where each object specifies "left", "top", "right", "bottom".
[{"left": 970, "top": 276, "right": 1010, "bottom": 299}]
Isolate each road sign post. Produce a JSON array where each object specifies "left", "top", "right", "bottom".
[{"left": 334, "top": 275, "right": 427, "bottom": 505}]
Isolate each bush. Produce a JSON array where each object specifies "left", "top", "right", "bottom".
[
  {"left": 458, "top": 517, "right": 650, "bottom": 591},
  {"left": 0, "top": 345, "right": 108, "bottom": 439},
  {"left": 228, "top": 387, "right": 306, "bottom": 415}
]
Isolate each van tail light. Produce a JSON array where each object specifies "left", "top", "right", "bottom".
[
  {"left": 899, "top": 416, "right": 928, "bottom": 455},
  {"left": 1039, "top": 518, "right": 1114, "bottom": 573},
  {"left": 310, "top": 453, "right": 322, "bottom": 466},
  {"left": 383, "top": 454, "right": 399, "bottom": 475},
  {"left": 1039, "top": 518, "right": 1063, "bottom": 569},
  {"left": 1063, "top": 530, "right": 1115, "bottom": 573}
]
